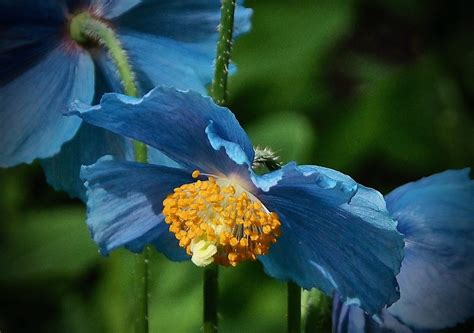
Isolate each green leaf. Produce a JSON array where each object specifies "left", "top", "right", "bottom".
[
  {"left": 316, "top": 55, "right": 474, "bottom": 173},
  {"left": 94, "top": 251, "right": 203, "bottom": 333},
  {"left": 0, "top": 207, "right": 99, "bottom": 283},
  {"left": 230, "top": 0, "right": 355, "bottom": 111}
]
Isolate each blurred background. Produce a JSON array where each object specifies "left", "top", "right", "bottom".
[{"left": 1, "top": 0, "right": 473, "bottom": 332}]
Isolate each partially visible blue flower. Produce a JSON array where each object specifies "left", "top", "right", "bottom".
[
  {"left": 332, "top": 169, "right": 474, "bottom": 332},
  {"left": 68, "top": 86, "right": 404, "bottom": 314},
  {"left": 0, "top": 0, "right": 252, "bottom": 199}
]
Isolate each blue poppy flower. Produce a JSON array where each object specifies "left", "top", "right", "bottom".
[
  {"left": 0, "top": 0, "right": 252, "bottom": 199},
  {"left": 332, "top": 169, "right": 474, "bottom": 332},
  {"left": 67, "top": 86, "right": 404, "bottom": 314}
]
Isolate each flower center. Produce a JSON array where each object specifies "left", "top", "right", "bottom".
[{"left": 162, "top": 171, "right": 281, "bottom": 267}]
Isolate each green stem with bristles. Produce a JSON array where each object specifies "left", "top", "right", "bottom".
[
  {"left": 210, "top": 0, "right": 237, "bottom": 106},
  {"left": 70, "top": 12, "right": 148, "bottom": 333},
  {"left": 70, "top": 12, "right": 139, "bottom": 97},
  {"left": 134, "top": 246, "right": 150, "bottom": 333},
  {"left": 203, "top": 1, "right": 237, "bottom": 332}
]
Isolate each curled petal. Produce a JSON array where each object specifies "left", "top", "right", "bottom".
[
  {"left": 257, "top": 164, "right": 403, "bottom": 314},
  {"left": 69, "top": 87, "right": 255, "bottom": 175}
]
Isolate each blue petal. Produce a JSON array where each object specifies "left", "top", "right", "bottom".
[
  {"left": 0, "top": 0, "right": 131, "bottom": 26},
  {"left": 118, "top": 32, "right": 213, "bottom": 94},
  {"left": 39, "top": 62, "right": 181, "bottom": 201},
  {"left": 98, "top": 0, "right": 252, "bottom": 94},
  {"left": 90, "top": 0, "right": 141, "bottom": 19},
  {"left": 0, "top": 46, "right": 94, "bottom": 167},
  {"left": 39, "top": 54, "right": 162, "bottom": 201},
  {"left": 0, "top": 1, "right": 65, "bottom": 25},
  {"left": 81, "top": 157, "right": 192, "bottom": 255},
  {"left": 332, "top": 294, "right": 369, "bottom": 333},
  {"left": 93, "top": 49, "right": 126, "bottom": 94},
  {"left": 257, "top": 164, "right": 403, "bottom": 314},
  {"left": 125, "top": 218, "right": 189, "bottom": 261},
  {"left": 116, "top": 0, "right": 252, "bottom": 43},
  {"left": 0, "top": 25, "right": 61, "bottom": 86},
  {"left": 293, "top": 164, "right": 359, "bottom": 195},
  {"left": 41, "top": 123, "right": 134, "bottom": 200},
  {"left": 205, "top": 120, "right": 251, "bottom": 167},
  {"left": 147, "top": 146, "right": 182, "bottom": 169},
  {"left": 111, "top": 1, "right": 252, "bottom": 92},
  {"left": 152, "top": 224, "right": 190, "bottom": 261},
  {"left": 0, "top": 0, "right": 68, "bottom": 86},
  {"left": 69, "top": 87, "right": 255, "bottom": 175},
  {"left": 332, "top": 295, "right": 415, "bottom": 333},
  {"left": 385, "top": 169, "right": 474, "bottom": 329}
]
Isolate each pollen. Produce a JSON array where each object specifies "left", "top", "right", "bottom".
[{"left": 162, "top": 172, "right": 281, "bottom": 267}]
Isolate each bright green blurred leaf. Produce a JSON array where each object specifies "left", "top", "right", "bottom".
[
  {"left": 317, "top": 55, "right": 474, "bottom": 174},
  {"left": 95, "top": 251, "right": 203, "bottom": 333},
  {"left": 0, "top": 207, "right": 99, "bottom": 283},
  {"left": 248, "top": 112, "right": 317, "bottom": 164},
  {"left": 230, "top": 0, "right": 355, "bottom": 111}
]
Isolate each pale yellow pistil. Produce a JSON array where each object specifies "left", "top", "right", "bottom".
[{"left": 162, "top": 170, "right": 281, "bottom": 267}]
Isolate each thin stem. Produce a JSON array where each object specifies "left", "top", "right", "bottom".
[
  {"left": 211, "top": 0, "right": 237, "bottom": 106},
  {"left": 70, "top": 12, "right": 138, "bottom": 97},
  {"left": 203, "top": 1, "right": 237, "bottom": 332},
  {"left": 70, "top": 12, "right": 148, "bottom": 333},
  {"left": 288, "top": 282, "right": 302, "bottom": 333},
  {"left": 133, "top": 141, "right": 148, "bottom": 164},
  {"left": 203, "top": 265, "right": 219, "bottom": 333},
  {"left": 135, "top": 247, "right": 150, "bottom": 333}
]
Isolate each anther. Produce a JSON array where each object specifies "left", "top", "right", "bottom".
[{"left": 162, "top": 172, "right": 281, "bottom": 267}]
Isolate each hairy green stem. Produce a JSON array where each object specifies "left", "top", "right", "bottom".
[
  {"left": 203, "top": 1, "right": 237, "bottom": 332},
  {"left": 288, "top": 282, "right": 302, "bottom": 333},
  {"left": 210, "top": 0, "right": 237, "bottom": 106},
  {"left": 70, "top": 12, "right": 139, "bottom": 97},
  {"left": 134, "top": 247, "right": 150, "bottom": 333},
  {"left": 70, "top": 12, "right": 149, "bottom": 333}
]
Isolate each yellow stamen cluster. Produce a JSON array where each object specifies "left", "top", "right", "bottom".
[{"left": 162, "top": 171, "right": 281, "bottom": 267}]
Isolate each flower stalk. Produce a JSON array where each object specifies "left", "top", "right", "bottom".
[
  {"left": 69, "top": 11, "right": 149, "bottom": 333},
  {"left": 134, "top": 247, "right": 150, "bottom": 333},
  {"left": 210, "top": 0, "right": 237, "bottom": 107},
  {"left": 69, "top": 12, "right": 139, "bottom": 97},
  {"left": 204, "top": 1, "right": 237, "bottom": 332},
  {"left": 203, "top": 264, "right": 219, "bottom": 332},
  {"left": 288, "top": 282, "right": 302, "bottom": 333}
]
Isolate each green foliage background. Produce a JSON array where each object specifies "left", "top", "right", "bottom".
[{"left": 1, "top": 0, "right": 473, "bottom": 332}]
